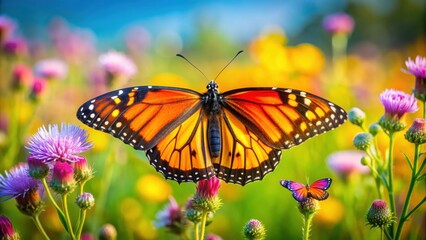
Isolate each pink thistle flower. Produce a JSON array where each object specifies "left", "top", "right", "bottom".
[
  {"left": 0, "top": 215, "right": 19, "bottom": 239},
  {"left": 192, "top": 177, "right": 222, "bottom": 212},
  {"left": 196, "top": 176, "right": 221, "bottom": 199},
  {"left": 98, "top": 50, "right": 137, "bottom": 80},
  {"left": 0, "top": 164, "right": 45, "bottom": 216},
  {"left": 26, "top": 123, "right": 92, "bottom": 164},
  {"left": 0, "top": 15, "right": 16, "bottom": 42},
  {"left": 49, "top": 161, "right": 76, "bottom": 194},
  {"left": 29, "top": 77, "right": 47, "bottom": 101},
  {"left": 379, "top": 89, "right": 418, "bottom": 132},
  {"left": 11, "top": 63, "right": 32, "bottom": 90},
  {"left": 73, "top": 156, "right": 93, "bottom": 183},
  {"left": 34, "top": 59, "right": 68, "bottom": 80},
  {"left": 327, "top": 150, "right": 370, "bottom": 179},
  {"left": 323, "top": 12, "right": 355, "bottom": 35}
]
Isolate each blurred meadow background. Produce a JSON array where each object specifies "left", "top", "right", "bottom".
[{"left": 1, "top": 0, "right": 425, "bottom": 239}]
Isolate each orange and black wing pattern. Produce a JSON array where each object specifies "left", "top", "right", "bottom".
[
  {"left": 212, "top": 108, "right": 282, "bottom": 185},
  {"left": 221, "top": 88, "right": 347, "bottom": 149},
  {"left": 77, "top": 86, "right": 202, "bottom": 150}
]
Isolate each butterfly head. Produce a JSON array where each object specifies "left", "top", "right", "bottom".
[{"left": 207, "top": 80, "right": 219, "bottom": 92}]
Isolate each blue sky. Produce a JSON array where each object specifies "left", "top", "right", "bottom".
[{"left": 2, "top": 0, "right": 348, "bottom": 44}]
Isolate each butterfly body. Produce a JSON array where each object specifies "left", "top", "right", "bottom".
[
  {"left": 280, "top": 178, "right": 332, "bottom": 202},
  {"left": 77, "top": 80, "right": 346, "bottom": 185}
]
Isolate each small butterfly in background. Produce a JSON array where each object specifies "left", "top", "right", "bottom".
[
  {"left": 76, "top": 51, "right": 347, "bottom": 186},
  {"left": 280, "top": 178, "right": 332, "bottom": 202}
]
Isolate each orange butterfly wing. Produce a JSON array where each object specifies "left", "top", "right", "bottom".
[
  {"left": 77, "top": 86, "right": 202, "bottom": 150},
  {"left": 145, "top": 108, "right": 216, "bottom": 182},
  {"left": 213, "top": 108, "right": 281, "bottom": 185},
  {"left": 221, "top": 88, "right": 347, "bottom": 149}
]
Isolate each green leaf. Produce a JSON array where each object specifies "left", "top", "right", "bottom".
[
  {"left": 402, "top": 153, "right": 413, "bottom": 170},
  {"left": 57, "top": 208, "right": 69, "bottom": 233},
  {"left": 416, "top": 173, "right": 426, "bottom": 182}
]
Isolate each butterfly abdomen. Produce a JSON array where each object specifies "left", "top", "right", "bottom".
[{"left": 208, "top": 116, "right": 221, "bottom": 158}]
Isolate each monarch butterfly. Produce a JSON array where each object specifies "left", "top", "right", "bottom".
[
  {"left": 76, "top": 55, "right": 347, "bottom": 186},
  {"left": 280, "top": 178, "right": 332, "bottom": 202}
]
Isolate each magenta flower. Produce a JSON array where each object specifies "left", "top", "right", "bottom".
[
  {"left": 0, "top": 15, "right": 16, "bottom": 41},
  {"left": 380, "top": 89, "right": 418, "bottom": 119},
  {"left": 0, "top": 215, "right": 19, "bottom": 239},
  {"left": 29, "top": 77, "right": 47, "bottom": 100},
  {"left": 196, "top": 176, "right": 221, "bottom": 199},
  {"left": 206, "top": 233, "right": 223, "bottom": 240},
  {"left": 154, "top": 196, "right": 186, "bottom": 234},
  {"left": 327, "top": 151, "right": 370, "bottom": 179},
  {"left": 404, "top": 56, "right": 426, "bottom": 79},
  {"left": 323, "top": 12, "right": 355, "bottom": 35},
  {"left": 26, "top": 123, "right": 92, "bottom": 164},
  {"left": 34, "top": 59, "right": 68, "bottom": 80},
  {"left": 49, "top": 161, "right": 76, "bottom": 194},
  {"left": 98, "top": 50, "right": 137, "bottom": 80},
  {"left": 1, "top": 37, "right": 27, "bottom": 56},
  {"left": 0, "top": 164, "right": 44, "bottom": 216},
  {"left": 11, "top": 63, "right": 32, "bottom": 90}
]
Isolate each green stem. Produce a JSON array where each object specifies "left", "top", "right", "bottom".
[
  {"left": 366, "top": 149, "right": 383, "bottom": 198},
  {"left": 194, "top": 222, "right": 200, "bottom": 240},
  {"left": 303, "top": 213, "right": 314, "bottom": 240},
  {"left": 41, "top": 179, "right": 65, "bottom": 217},
  {"left": 199, "top": 212, "right": 209, "bottom": 240},
  {"left": 32, "top": 215, "right": 51, "bottom": 240},
  {"left": 395, "top": 144, "right": 420, "bottom": 239},
  {"left": 423, "top": 100, "right": 426, "bottom": 119},
  {"left": 75, "top": 209, "right": 87, "bottom": 240},
  {"left": 62, "top": 194, "right": 76, "bottom": 240},
  {"left": 387, "top": 133, "right": 397, "bottom": 237}
]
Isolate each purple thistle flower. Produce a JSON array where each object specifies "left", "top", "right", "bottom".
[
  {"left": 34, "top": 59, "right": 68, "bottom": 80},
  {"left": 154, "top": 196, "right": 187, "bottom": 234},
  {"left": 380, "top": 89, "right": 418, "bottom": 119},
  {"left": 0, "top": 164, "right": 44, "bottom": 216},
  {"left": 323, "top": 12, "right": 355, "bottom": 35},
  {"left": 403, "top": 56, "right": 426, "bottom": 101},
  {"left": 98, "top": 50, "right": 137, "bottom": 80},
  {"left": 404, "top": 56, "right": 426, "bottom": 79},
  {"left": 26, "top": 123, "right": 92, "bottom": 164},
  {"left": 379, "top": 89, "right": 418, "bottom": 132}
]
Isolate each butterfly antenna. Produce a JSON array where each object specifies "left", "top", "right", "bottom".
[
  {"left": 214, "top": 50, "right": 244, "bottom": 81},
  {"left": 176, "top": 53, "right": 209, "bottom": 81}
]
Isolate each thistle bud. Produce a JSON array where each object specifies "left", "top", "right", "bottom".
[
  {"left": 348, "top": 107, "right": 366, "bottom": 127},
  {"left": 243, "top": 219, "right": 266, "bottom": 240},
  {"left": 405, "top": 118, "right": 426, "bottom": 144},
  {"left": 298, "top": 197, "right": 319, "bottom": 216},
  {"left": 353, "top": 132, "right": 373, "bottom": 151},
  {"left": 366, "top": 199, "right": 394, "bottom": 228},
  {"left": 76, "top": 192, "right": 95, "bottom": 210}
]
